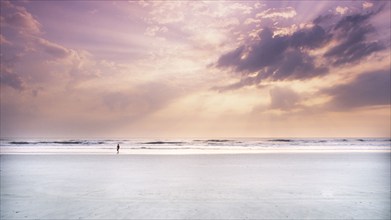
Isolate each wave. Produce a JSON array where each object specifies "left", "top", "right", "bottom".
[
  {"left": 141, "top": 141, "right": 185, "bottom": 145},
  {"left": 2, "top": 138, "right": 390, "bottom": 151},
  {"left": 9, "top": 141, "right": 31, "bottom": 145},
  {"left": 206, "top": 139, "right": 232, "bottom": 142},
  {"left": 268, "top": 139, "right": 292, "bottom": 142},
  {"left": 9, "top": 140, "right": 105, "bottom": 145}
]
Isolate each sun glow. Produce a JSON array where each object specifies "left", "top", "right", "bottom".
[{"left": 1, "top": 0, "right": 390, "bottom": 138}]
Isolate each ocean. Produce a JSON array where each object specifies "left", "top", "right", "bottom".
[{"left": 1, "top": 138, "right": 390, "bottom": 154}]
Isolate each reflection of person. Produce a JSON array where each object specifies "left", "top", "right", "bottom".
[{"left": 117, "top": 144, "right": 120, "bottom": 153}]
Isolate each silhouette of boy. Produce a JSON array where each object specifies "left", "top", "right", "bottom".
[{"left": 117, "top": 144, "right": 120, "bottom": 153}]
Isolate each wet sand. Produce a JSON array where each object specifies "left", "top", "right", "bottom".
[{"left": 1, "top": 152, "right": 390, "bottom": 219}]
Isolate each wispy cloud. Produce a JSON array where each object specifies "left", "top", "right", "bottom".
[
  {"left": 256, "top": 7, "right": 297, "bottom": 19},
  {"left": 35, "top": 38, "right": 71, "bottom": 59},
  {"left": 0, "top": 0, "right": 41, "bottom": 35},
  {"left": 0, "top": 34, "right": 12, "bottom": 45}
]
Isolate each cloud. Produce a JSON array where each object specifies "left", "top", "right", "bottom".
[
  {"left": 35, "top": 38, "right": 71, "bottom": 59},
  {"left": 144, "top": 25, "right": 168, "bottom": 37},
  {"left": 290, "top": 24, "right": 331, "bottom": 49},
  {"left": 244, "top": 18, "right": 261, "bottom": 25},
  {"left": 0, "top": 54, "right": 25, "bottom": 91},
  {"left": 229, "top": 3, "right": 252, "bottom": 14},
  {"left": 148, "top": 1, "right": 185, "bottom": 24},
  {"left": 0, "top": 0, "right": 74, "bottom": 88},
  {"left": 256, "top": 7, "right": 297, "bottom": 19},
  {"left": 263, "top": 50, "right": 328, "bottom": 80},
  {"left": 1, "top": 1, "right": 72, "bottom": 59},
  {"left": 218, "top": 28, "right": 289, "bottom": 73},
  {"left": 269, "top": 87, "right": 300, "bottom": 110},
  {"left": 324, "top": 11, "right": 384, "bottom": 66},
  {"left": 324, "top": 69, "right": 391, "bottom": 110},
  {"left": 0, "top": 34, "right": 12, "bottom": 45},
  {"left": 0, "top": 1, "right": 97, "bottom": 92},
  {"left": 216, "top": 27, "right": 328, "bottom": 86},
  {"left": 336, "top": 6, "right": 349, "bottom": 15},
  {"left": 0, "top": 70, "right": 24, "bottom": 91},
  {"left": 363, "top": 1, "right": 374, "bottom": 9},
  {"left": 216, "top": 7, "right": 386, "bottom": 90},
  {"left": 0, "top": 1, "right": 42, "bottom": 35}
]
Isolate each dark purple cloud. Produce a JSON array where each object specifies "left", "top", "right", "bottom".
[
  {"left": 290, "top": 25, "right": 331, "bottom": 49},
  {"left": 324, "top": 69, "right": 391, "bottom": 110},
  {"left": 217, "top": 27, "right": 328, "bottom": 85},
  {"left": 324, "top": 11, "right": 385, "bottom": 66},
  {"left": 216, "top": 8, "right": 386, "bottom": 90},
  {"left": 217, "top": 46, "right": 244, "bottom": 70},
  {"left": 218, "top": 28, "right": 289, "bottom": 74}
]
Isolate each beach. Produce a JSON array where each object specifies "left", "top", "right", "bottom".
[{"left": 1, "top": 152, "right": 390, "bottom": 219}]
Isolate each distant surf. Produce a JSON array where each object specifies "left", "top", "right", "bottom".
[{"left": 1, "top": 138, "right": 390, "bottom": 154}]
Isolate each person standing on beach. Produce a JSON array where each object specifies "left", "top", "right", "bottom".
[{"left": 117, "top": 144, "right": 120, "bottom": 153}]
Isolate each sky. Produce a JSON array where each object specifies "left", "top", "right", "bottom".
[{"left": 0, "top": 0, "right": 390, "bottom": 138}]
